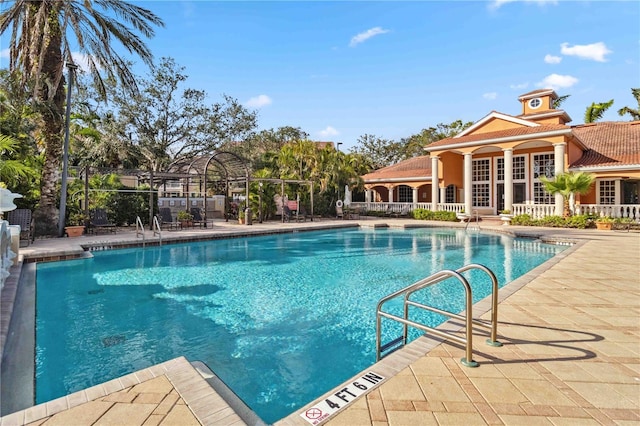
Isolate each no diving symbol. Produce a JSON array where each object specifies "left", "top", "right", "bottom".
[{"left": 306, "top": 408, "right": 323, "bottom": 419}]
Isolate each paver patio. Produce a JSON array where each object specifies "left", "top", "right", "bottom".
[{"left": 1, "top": 219, "right": 638, "bottom": 425}]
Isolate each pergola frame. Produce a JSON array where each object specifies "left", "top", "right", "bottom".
[{"left": 76, "top": 151, "right": 315, "bottom": 225}]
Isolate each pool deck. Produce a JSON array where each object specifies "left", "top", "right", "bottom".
[{"left": 1, "top": 218, "right": 638, "bottom": 425}]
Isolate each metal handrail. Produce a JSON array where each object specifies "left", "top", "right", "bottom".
[
  {"left": 135, "top": 216, "right": 145, "bottom": 247},
  {"left": 464, "top": 210, "right": 479, "bottom": 231},
  {"left": 152, "top": 215, "right": 162, "bottom": 246},
  {"left": 376, "top": 264, "right": 502, "bottom": 367}
]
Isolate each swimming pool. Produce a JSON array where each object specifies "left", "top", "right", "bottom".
[{"left": 36, "top": 228, "right": 566, "bottom": 423}]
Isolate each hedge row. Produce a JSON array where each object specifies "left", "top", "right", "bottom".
[{"left": 510, "top": 214, "right": 637, "bottom": 229}]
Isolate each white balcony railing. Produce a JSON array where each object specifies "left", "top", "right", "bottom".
[
  {"left": 345, "top": 201, "right": 640, "bottom": 221},
  {"left": 576, "top": 204, "right": 640, "bottom": 221}
]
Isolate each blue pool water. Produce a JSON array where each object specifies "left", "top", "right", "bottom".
[{"left": 36, "top": 228, "right": 566, "bottom": 423}]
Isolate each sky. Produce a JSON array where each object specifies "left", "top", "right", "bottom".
[{"left": 1, "top": 0, "right": 639, "bottom": 150}]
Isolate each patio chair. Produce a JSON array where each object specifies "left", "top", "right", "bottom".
[
  {"left": 392, "top": 205, "right": 410, "bottom": 218},
  {"left": 90, "top": 209, "right": 117, "bottom": 234},
  {"left": 158, "top": 208, "right": 180, "bottom": 230},
  {"left": 7, "top": 208, "right": 34, "bottom": 247},
  {"left": 296, "top": 205, "right": 309, "bottom": 222},
  {"left": 283, "top": 205, "right": 293, "bottom": 222},
  {"left": 190, "top": 207, "right": 207, "bottom": 228}
]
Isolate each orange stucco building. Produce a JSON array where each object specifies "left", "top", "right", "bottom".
[{"left": 361, "top": 89, "right": 640, "bottom": 219}]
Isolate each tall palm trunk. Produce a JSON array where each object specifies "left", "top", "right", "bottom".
[{"left": 32, "top": 2, "right": 66, "bottom": 236}]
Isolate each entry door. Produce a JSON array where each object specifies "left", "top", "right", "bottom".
[
  {"left": 514, "top": 183, "right": 526, "bottom": 204},
  {"left": 497, "top": 183, "right": 526, "bottom": 212},
  {"left": 497, "top": 184, "right": 504, "bottom": 212}
]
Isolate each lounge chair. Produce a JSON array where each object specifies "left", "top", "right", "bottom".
[
  {"left": 190, "top": 207, "right": 207, "bottom": 228},
  {"left": 283, "top": 205, "right": 293, "bottom": 222},
  {"left": 158, "top": 208, "right": 180, "bottom": 230},
  {"left": 90, "top": 209, "right": 116, "bottom": 234},
  {"left": 7, "top": 208, "right": 34, "bottom": 247},
  {"left": 296, "top": 205, "right": 308, "bottom": 222},
  {"left": 392, "top": 205, "right": 410, "bottom": 218}
]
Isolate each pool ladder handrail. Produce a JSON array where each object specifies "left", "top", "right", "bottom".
[
  {"left": 375, "top": 263, "right": 502, "bottom": 368},
  {"left": 152, "top": 215, "right": 162, "bottom": 246},
  {"left": 464, "top": 210, "right": 480, "bottom": 232},
  {"left": 135, "top": 216, "right": 145, "bottom": 247}
]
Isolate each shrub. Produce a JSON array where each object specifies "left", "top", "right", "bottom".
[
  {"left": 537, "top": 215, "right": 566, "bottom": 228},
  {"left": 410, "top": 208, "right": 457, "bottom": 222},
  {"left": 511, "top": 214, "right": 534, "bottom": 226},
  {"left": 564, "top": 214, "right": 590, "bottom": 229},
  {"left": 433, "top": 210, "right": 458, "bottom": 222}
]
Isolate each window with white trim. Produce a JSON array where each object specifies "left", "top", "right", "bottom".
[
  {"left": 599, "top": 180, "right": 615, "bottom": 204},
  {"left": 445, "top": 184, "right": 456, "bottom": 203},
  {"left": 496, "top": 156, "right": 526, "bottom": 181},
  {"left": 532, "top": 153, "right": 555, "bottom": 204},
  {"left": 398, "top": 185, "right": 413, "bottom": 203},
  {"left": 472, "top": 158, "right": 491, "bottom": 207}
]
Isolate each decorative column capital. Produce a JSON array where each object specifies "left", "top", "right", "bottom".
[{"left": 502, "top": 147, "right": 513, "bottom": 153}]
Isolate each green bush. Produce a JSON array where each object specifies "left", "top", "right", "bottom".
[
  {"left": 410, "top": 208, "right": 457, "bottom": 222},
  {"left": 511, "top": 214, "right": 534, "bottom": 226},
  {"left": 565, "top": 215, "right": 590, "bottom": 229},
  {"left": 537, "top": 215, "right": 566, "bottom": 228},
  {"left": 433, "top": 210, "right": 458, "bottom": 222},
  {"left": 512, "top": 213, "right": 592, "bottom": 229}
]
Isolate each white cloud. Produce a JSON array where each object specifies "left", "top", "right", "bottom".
[
  {"left": 349, "top": 27, "right": 389, "bottom": 47},
  {"left": 245, "top": 95, "right": 272, "bottom": 108},
  {"left": 560, "top": 42, "right": 612, "bottom": 62},
  {"left": 71, "top": 52, "right": 98, "bottom": 73},
  {"left": 318, "top": 126, "right": 339, "bottom": 138},
  {"left": 483, "top": 92, "right": 498, "bottom": 100},
  {"left": 544, "top": 54, "right": 562, "bottom": 64},
  {"left": 0, "top": 48, "right": 8, "bottom": 58},
  {"left": 537, "top": 73, "right": 579, "bottom": 90},
  {"left": 510, "top": 82, "right": 529, "bottom": 90},
  {"left": 489, "top": 0, "right": 557, "bottom": 10}
]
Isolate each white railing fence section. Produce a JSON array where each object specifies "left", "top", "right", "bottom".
[
  {"left": 347, "top": 201, "right": 640, "bottom": 221},
  {"left": 512, "top": 203, "right": 556, "bottom": 219},
  {"left": 576, "top": 204, "right": 640, "bottom": 221}
]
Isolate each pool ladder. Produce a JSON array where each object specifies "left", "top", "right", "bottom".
[
  {"left": 375, "top": 263, "right": 502, "bottom": 368},
  {"left": 135, "top": 215, "right": 162, "bottom": 247}
]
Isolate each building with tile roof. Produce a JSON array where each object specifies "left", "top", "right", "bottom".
[{"left": 360, "top": 90, "right": 640, "bottom": 219}]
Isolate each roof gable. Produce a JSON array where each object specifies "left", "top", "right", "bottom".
[{"left": 455, "top": 111, "right": 539, "bottom": 138}]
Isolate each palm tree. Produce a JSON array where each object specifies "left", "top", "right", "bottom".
[
  {"left": 617, "top": 88, "right": 640, "bottom": 120},
  {"left": 540, "top": 171, "right": 595, "bottom": 216},
  {"left": 553, "top": 94, "right": 570, "bottom": 109},
  {"left": 0, "top": 134, "right": 36, "bottom": 186},
  {"left": 0, "top": 0, "right": 164, "bottom": 234},
  {"left": 584, "top": 99, "right": 614, "bottom": 123}
]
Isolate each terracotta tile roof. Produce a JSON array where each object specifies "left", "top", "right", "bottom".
[
  {"left": 570, "top": 121, "right": 640, "bottom": 168},
  {"left": 427, "top": 124, "right": 569, "bottom": 149},
  {"left": 363, "top": 155, "right": 432, "bottom": 181}
]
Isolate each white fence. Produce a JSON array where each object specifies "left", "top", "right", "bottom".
[
  {"left": 349, "top": 201, "right": 640, "bottom": 221},
  {"left": 512, "top": 203, "right": 556, "bottom": 219},
  {"left": 576, "top": 204, "right": 640, "bottom": 221}
]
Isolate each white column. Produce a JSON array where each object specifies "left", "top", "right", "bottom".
[
  {"left": 412, "top": 187, "right": 418, "bottom": 209},
  {"left": 431, "top": 156, "right": 439, "bottom": 211},
  {"left": 365, "top": 189, "right": 371, "bottom": 203},
  {"left": 554, "top": 143, "right": 566, "bottom": 216},
  {"left": 464, "top": 153, "right": 473, "bottom": 214},
  {"left": 388, "top": 185, "right": 394, "bottom": 203},
  {"left": 503, "top": 148, "right": 513, "bottom": 212},
  {"left": 440, "top": 187, "right": 447, "bottom": 204}
]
